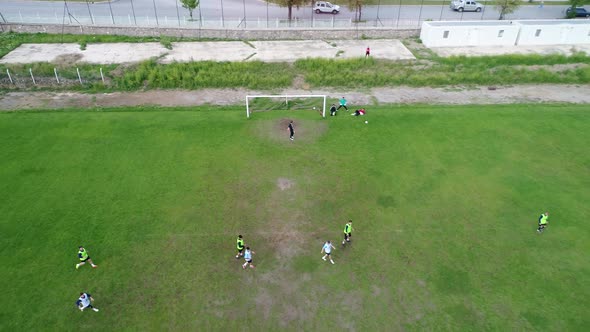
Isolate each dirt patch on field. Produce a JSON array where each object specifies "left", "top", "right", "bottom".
[
  {"left": 251, "top": 118, "right": 328, "bottom": 145},
  {"left": 514, "top": 63, "right": 589, "bottom": 73},
  {"left": 249, "top": 171, "right": 325, "bottom": 326},
  {"left": 277, "top": 178, "right": 294, "bottom": 191},
  {"left": 54, "top": 53, "right": 83, "bottom": 66}
]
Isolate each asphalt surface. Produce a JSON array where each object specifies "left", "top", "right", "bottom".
[{"left": 0, "top": 0, "right": 572, "bottom": 26}]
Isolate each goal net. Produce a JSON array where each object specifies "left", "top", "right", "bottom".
[{"left": 246, "top": 95, "right": 327, "bottom": 118}]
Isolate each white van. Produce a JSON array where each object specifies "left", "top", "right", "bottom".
[{"left": 314, "top": 1, "right": 340, "bottom": 14}]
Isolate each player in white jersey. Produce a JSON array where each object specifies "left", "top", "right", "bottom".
[
  {"left": 242, "top": 247, "right": 255, "bottom": 269},
  {"left": 76, "top": 292, "right": 99, "bottom": 312},
  {"left": 321, "top": 241, "right": 336, "bottom": 264}
]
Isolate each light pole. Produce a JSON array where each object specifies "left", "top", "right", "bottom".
[
  {"left": 152, "top": 0, "right": 159, "bottom": 26},
  {"left": 417, "top": 0, "right": 425, "bottom": 28},
  {"left": 130, "top": 0, "right": 137, "bottom": 25},
  {"left": 175, "top": 0, "right": 180, "bottom": 26},
  {"left": 242, "top": 0, "right": 246, "bottom": 28},
  {"left": 220, "top": 0, "right": 224, "bottom": 27},
  {"left": 85, "top": 0, "right": 94, "bottom": 24}
]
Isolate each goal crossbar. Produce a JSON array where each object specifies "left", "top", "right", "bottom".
[{"left": 246, "top": 94, "right": 327, "bottom": 118}]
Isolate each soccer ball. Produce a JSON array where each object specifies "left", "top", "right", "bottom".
[
  {"left": 313, "top": 107, "right": 316, "bottom": 110},
  {"left": 365, "top": 120, "right": 368, "bottom": 124}
]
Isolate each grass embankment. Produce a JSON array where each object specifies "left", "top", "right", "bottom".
[
  {"left": 1, "top": 104, "right": 589, "bottom": 330},
  {"left": 1, "top": 32, "right": 590, "bottom": 91}
]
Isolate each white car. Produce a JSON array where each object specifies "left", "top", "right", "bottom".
[
  {"left": 450, "top": 0, "right": 484, "bottom": 12},
  {"left": 314, "top": 1, "right": 340, "bottom": 14}
]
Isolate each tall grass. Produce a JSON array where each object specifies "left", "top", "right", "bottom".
[
  {"left": 294, "top": 57, "right": 590, "bottom": 87},
  {"left": 112, "top": 60, "right": 294, "bottom": 90}
]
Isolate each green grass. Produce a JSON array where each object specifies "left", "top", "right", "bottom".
[
  {"left": 1, "top": 104, "right": 589, "bottom": 330},
  {"left": 113, "top": 60, "right": 294, "bottom": 90}
]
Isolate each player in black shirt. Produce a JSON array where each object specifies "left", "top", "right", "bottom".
[{"left": 288, "top": 121, "right": 294, "bottom": 141}]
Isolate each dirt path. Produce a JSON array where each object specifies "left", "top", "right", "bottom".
[{"left": 1, "top": 85, "right": 589, "bottom": 110}]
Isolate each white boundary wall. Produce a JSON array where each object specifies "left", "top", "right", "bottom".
[
  {"left": 420, "top": 21, "right": 519, "bottom": 47},
  {"left": 515, "top": 20, "right": 590, "bottom": 45},
  {"left": 421, "top": 20, "right": 590, "bottom": 48}
]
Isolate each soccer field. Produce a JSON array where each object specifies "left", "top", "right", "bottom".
[{"left": 1, "top": 104, "right": 589, "bottom": 331}]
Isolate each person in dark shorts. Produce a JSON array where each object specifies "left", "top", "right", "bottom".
[
  {"left": 236, "top": 235, "right": 245, "bottom": 259},
  {"left": 365, "top": 46, "right": 370, "bottom": 58},
  {"left": 76, "top": 246, "right": 97, "bottom": 270},
  {"left": 337, "top": 97, "right": 348, "bottom": 111},
  {"left": 330, "top": 104, "right": 337, "bottom": 116},
  {"left": 288, "top": 121, "right": 294, "bottom": 141},
  {"left": 321, "top": 241, "right": 336, "bottom": 264},
  {"left": 242, "top": 247, "right": 255, "bottom": 269},
  {"left": 76, "top": 292, "right": 99, "bottom": 312},
  {"left": 537, "top": 212, "right": 549, "bottom": 233},
  {"left": 342, "top": 220, "right": 353, "bottom": 245}
]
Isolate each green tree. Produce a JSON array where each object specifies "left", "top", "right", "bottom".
[
  {"left": 181, "top": 0, "right": 200, "bottom": 20},
  {"left": 495, "top": 0, "right": 522, "bottom": 20},
  {"left": 348, "top": 0, "right": 376, "bottom": 21},
  {"left": 567, "top": 0, "right": 590, "bottom": 17},
  {"left": 276, "top": 0, "right": 308, "bottom": 21}
]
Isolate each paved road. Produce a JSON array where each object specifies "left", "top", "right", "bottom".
[{"left": 0, "top": 0, "right": 571, "bottom": 26}]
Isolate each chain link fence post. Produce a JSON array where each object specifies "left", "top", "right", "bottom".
[
  {"left": 175, "top": 0, "right": 181, "bottom": 26},
  {"left": 130, "top": 0, "right": 137, "bottom": 25},
  {"left": 152, "top": 0, "right": 159, "bottom": 26},
  {"left": 107, "top": 0, "right": 115, "bottom": 24},
  {"left": 84, "top": 0, "right": 94, "bottom": 24}
]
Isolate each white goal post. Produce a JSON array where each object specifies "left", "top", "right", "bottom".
[{"left": 246, "top": 94, "right": 327, "bottom": 118}]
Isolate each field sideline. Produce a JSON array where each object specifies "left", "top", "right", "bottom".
[{"left": 1, "top": 104, "right": 589, "bottom": 331}]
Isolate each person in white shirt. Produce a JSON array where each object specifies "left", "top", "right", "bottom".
[
  {"left": 321, "top": 241, "right": 336, "bottom": 264},
  {"left": 242, "top": 247, "right": 255, "bottom": 269},
  {"left": 76, "top": 292, "right": 99, "bottom": 312}
]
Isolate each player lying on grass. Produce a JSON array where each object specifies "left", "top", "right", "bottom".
[{"left": 351, "top": 109, "right": 366, "bottom": 116}]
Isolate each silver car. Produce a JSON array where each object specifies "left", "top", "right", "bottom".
[
  {"left": 314, "top": 1, "right": 340, "bottom": 14},
  {"left": 450, "top": 0, "right": 484, "bottom": 12}
]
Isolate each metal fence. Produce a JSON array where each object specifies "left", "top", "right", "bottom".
[
  {"left": 0, "top": 14, "right": 430, "bottom": 30},
  {"left": 0, "top": 0, "right": 568, "bottom": 30}
]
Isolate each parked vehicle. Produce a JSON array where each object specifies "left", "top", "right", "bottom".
[
  {"left": 566, "top": 7, "right": 590, "bottom": 18},
  {"left": 450, "top": 0, "right": 484, "bottom": 12},
  {"left": 314, "top": 1, "right": 340, "bottom": 14}
]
